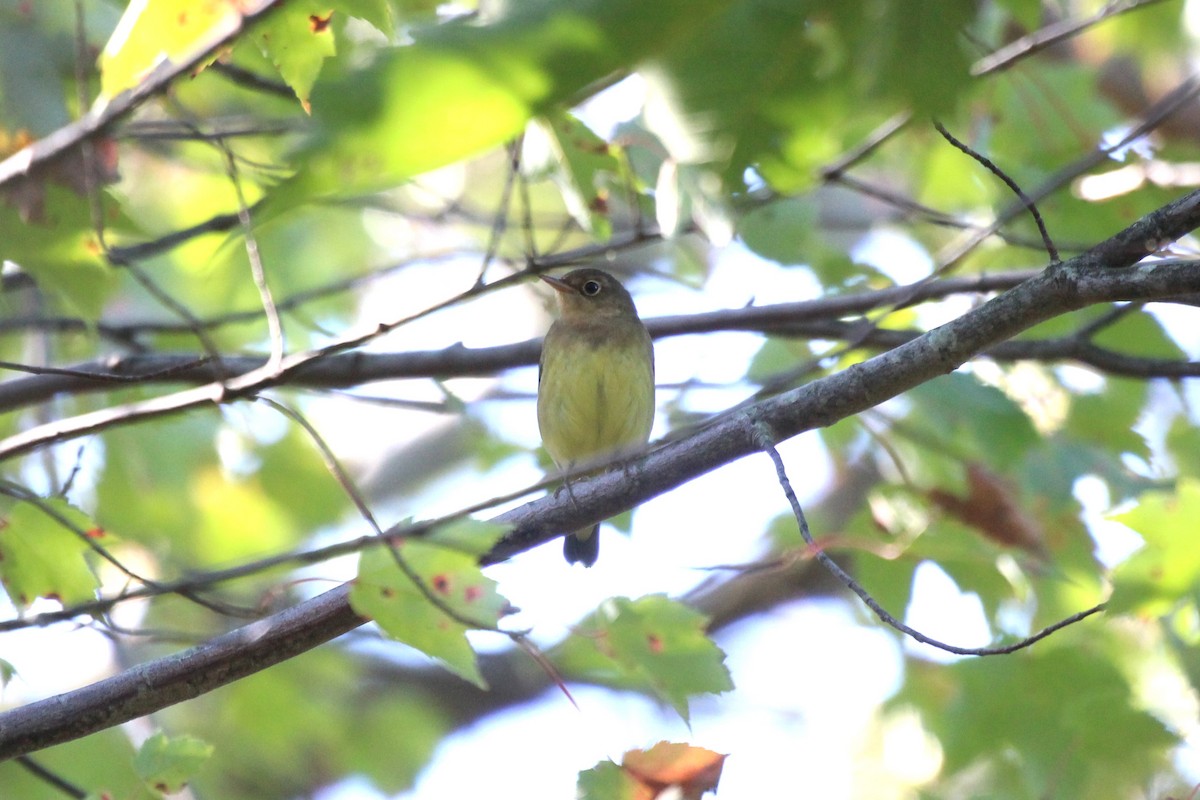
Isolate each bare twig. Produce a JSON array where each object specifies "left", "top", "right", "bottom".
[
  {"left": 936, "top": 73, "right": 1200, "bottom": 270},
  {"left": 934, "top": 121, "right": 1059, "bottom": 263},
  {"left": 750, "top": 420, "right": 1104, "bottom": 655},
  {"left": 6, "top": 265, "right": 1200, "bottom": 420},
  {"left": 973, "top": 0, "right": 1173, "bottom": 77},
  {"left": 15, "top": 755, "right": 87, "bottom": 799}
]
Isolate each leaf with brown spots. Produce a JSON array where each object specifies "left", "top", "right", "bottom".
[
  {"left": 253, "top": 1, "right": 338, "bottom": 113},
  {"left": 554, "top": 595, "right": 733, "bottom": 720},
  {"left": 134, "top": 732, "right": 214, "bottom": 795},
  {"left": 0, "top": 497, "right": 104, "bottom": 610},
  {"left": 349, "top": 539, "right": 512, "bottom": 689}
]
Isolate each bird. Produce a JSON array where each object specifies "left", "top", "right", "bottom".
[{"left": 537, "top": 268, "right": 655, "bottom": 567}]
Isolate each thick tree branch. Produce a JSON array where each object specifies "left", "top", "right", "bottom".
[
  {"left": 2, "top": 189, "right": 1200, "bottom": 761},
  {"left": 3, "top": 265, "right": 1197, "bottom": 421}
]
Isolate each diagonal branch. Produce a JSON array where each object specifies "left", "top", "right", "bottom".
[{"left": 1, "top": 189, "right": 1200, "bottom": 761}]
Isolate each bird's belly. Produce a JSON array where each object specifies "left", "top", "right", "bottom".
[{"left": 538, "top": 344, "right": 653, "bottom": 467}]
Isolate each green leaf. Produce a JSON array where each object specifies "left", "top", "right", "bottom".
[
  {"left": 1064, "top": 377, "right": 1149, "bottom": 461},
  {"left": 134, "top": 732, "right": 214, "bottom": 795},
  {"left": 0, "top": 9, "right": 71, "bottom": 134},
  {"left": 1108, "top": 478, "right": 1200, "bottom": 615},
  {"left": 257, "top": 428, "right": 352, "bottom": 533},
  {"left": 533, "top": 111, "right": 619, "bottom": 237},
  {"left": 555, "top": 595, "right": 732, "bottom": 720},
  {"left": 899, "top": 646, "right": 1175, "bottom": 797},
  {"left": 254, "top": 1, "right": 338, "bottom": 111},
  {"left": 0, "top": 186, "right": 118, "bottom": 321},
  {"left": 345, "top": 693, "right": 450, "bottom": 794},
  {"left": 94, "top": 414, "right": 221, "bottom": 560},
  {"left": 868, "top": 0, "right": 974, "bottom": 115},
  {"left": 425, "top": 517, "right": 510, "bottom": 557},
  {"left": 1018, "top": 436, "right": 1144, "bottom": 511},
  {"left": 0, "top": 657, "right": 15, "bottom": 688},
  {"left": 645, "top": 0, "right": 846, "bottom": 191},
  {"left": 335, "top": 0, "right": 395, "bottom": 36},
  {"left": 737, "top": 196, "right": 820, "bottom": 265},
  {"left": 906, "top": 373, "right": 1041, "bottom": 471},
  {"left": 1167, "top": 417, "right": 1200, "bottom": 480},
  {"left": 290, "top": 0, "right": 736, "bottom": 201},
  {"left": 577, "top": 760, "right": 638, "bottom": 800},
  {"left": 847, "top": 509, "right": 919, "bottom": 618},
  {"left": 745, "top": 337, "right": 813, "bottom": 385},
  {"left": 0, "top": 728, "right": 157, "bottom": 800},
  {"left": 349, "top": 540, "right": 510, "bottom": 688},
  {"left": 986, "top": 62, "right": 1123, "bottom": 172},
  {"left": 1092, "top": 308, "right": 1187, "bottom": 360},
  {"left": 0, "top": 497, "right": 101, "bottom": 608},
  {"left": 992, "top": 0, "right": 1042, "bottom": 30}
]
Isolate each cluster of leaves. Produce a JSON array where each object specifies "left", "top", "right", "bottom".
[{"left": 1, "top": 0, "right": 1200, "bottom": 799}]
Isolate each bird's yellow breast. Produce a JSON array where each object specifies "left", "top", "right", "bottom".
[{"left": 537, "top": 320, "right": 654, "bottom": 468}]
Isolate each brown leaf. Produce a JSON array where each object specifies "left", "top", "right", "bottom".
[
  {"left": 622, "top": 741, "right": 727, "bottom": 800},
  {"left": 927, "top": 462, "right": 1046, "bottom": 557}
]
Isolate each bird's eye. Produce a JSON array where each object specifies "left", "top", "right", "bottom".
[{"left": 582, "top": 280, "right": 602, "bottom": 296}]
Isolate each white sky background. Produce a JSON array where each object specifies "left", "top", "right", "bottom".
[{"left": 5, "top": 71, "right": 1200, "bottom": 800}]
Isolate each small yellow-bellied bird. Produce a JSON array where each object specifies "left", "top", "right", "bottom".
[{"left": 537, "top": 268, "right": 655, "bottom": 567}]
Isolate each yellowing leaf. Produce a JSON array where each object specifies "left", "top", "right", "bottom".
[{"left": 99, "top": 0, "right": 274, "bottom": 100}]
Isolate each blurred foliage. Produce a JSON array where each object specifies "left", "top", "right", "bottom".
[{"left": 1, "top": 0, "right": 1200, "bottom": 798}]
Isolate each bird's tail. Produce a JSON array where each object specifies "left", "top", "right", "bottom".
[{"left": 563, "top": 523, "right": 600, "bottom": 567}]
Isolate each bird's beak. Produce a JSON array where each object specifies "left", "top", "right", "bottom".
[{"left": 540, "top": 274, "right": 572, "bottom": 294}]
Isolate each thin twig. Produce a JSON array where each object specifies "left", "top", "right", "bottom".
[
  {"left": 819, "top": 112, "right": 913, "bottom": 179},
  {"left": 0, "top": 266, "right": 536, "bottom": 462},
  {"left": 15, "top": 755, "right": 87, "bottom": 799},
  {"left": 0, "top": 481, "right": 256, "bottom": 620},
  {"left": 221, "top": 136, "right": 285, "bottom": 370},
  {"left": 210, "top": 60, "right": 294, "bottom": 98},
  {"left": 750, "top": 419, "right": 1105, "bottom": 655},
  {"left": 475, "top": 138, "right": 523, "bottom": 287},
  {"left": 972, "top": 0, "right": 1173, "bottom": 77},
  {"left": 936, "top": 73, "right": 1200, "bottom": 270},
  {"left": 933, "top": 120, "right": 1059, "bottom": 263}
]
